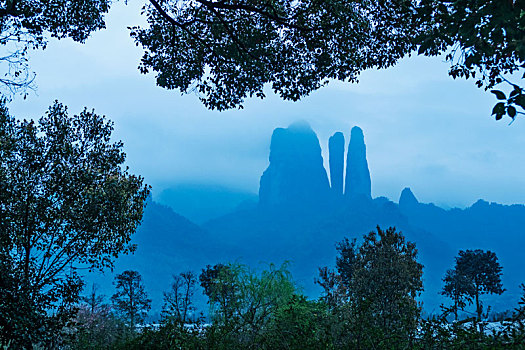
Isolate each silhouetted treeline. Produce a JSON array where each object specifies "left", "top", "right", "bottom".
[{"left": 60, "top": 227, "right": 525, "bottom": 350}]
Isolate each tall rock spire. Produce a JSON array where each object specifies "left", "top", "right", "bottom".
[
  {"left": 344, "top": 126, "right": 371, "bottom": 199},
  {"left": 399, "top": 187, "right": 419, "bottom": 213},
  {"left": 329, "top": 132, "right": 345, "bottom": 196},
  {"left": 399, "top": 187, "right": 419, "bottom": 207},
  {"left": 259, "top": 121, "right": 330, "bottom": 208}
]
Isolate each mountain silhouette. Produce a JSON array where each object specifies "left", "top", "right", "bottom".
[{"left": 86, "top": 122, "right": 525, "bottom": 316}]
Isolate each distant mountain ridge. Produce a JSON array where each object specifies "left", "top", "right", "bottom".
[
  {"left": 156, "top": 183, "right": 257, "bottom": 224},
  {"left": 88, "top": 122, "right": 525, "bottom": 316},
  {"left": 205, "top": 122, "right": 524, "bottom": 312}
]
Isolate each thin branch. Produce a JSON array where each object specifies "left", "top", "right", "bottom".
[
  {"left": 148, "top": 0, "right": 236, "bottom": 64},
  {"left": 204, "top": 4, "right": 273, "bottom": 65},
  {"left": 194, "top": 0, "right": 330, "bottom": 32}
]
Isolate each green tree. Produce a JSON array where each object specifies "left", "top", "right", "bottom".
[
  {"left": 447, "top": 249, "right": 505, "bottom": 322},
  {"left": 199, "top": 263, "right": 239, "bottom": 326},
  {"left": 111, "top": 270, "right": 152, "bottom": 328},
  {"left": 200, "top": 262, "right": 296, "bottom": 348},
  {"left": 315, "top": 266, "right": 343, "bottom": 311},
  {"left": 0, "top": 100, "right": 149, "bottom": 348},
  {"left": 351, "top": 226, "right": 423, "bottom": 348},
  {"left": 315, "top": 238, "right": 357, "bottom": 310},
  {"left": 318, "top": 226, "right": 424, "bottom": 349},
  {"left": 262, "top": 295, "right": 335, "bottom": 350}
]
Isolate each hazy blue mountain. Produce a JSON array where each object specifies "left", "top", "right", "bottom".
[
  {"left": 202, "top": 122, "right": 523, "bottom": 312},
  {"left": 202, "top": 123, "right": 453, "bottom": 310},
  {"left": 259, "top": 121, "right": 331, "bottom": 209},
  {"left": 329, "top": 132, "right": 345, "bottom": 197},
  {"left": 345, "top": 126, "right": 371, "bottom": 200},
  {"left": 204, "top": 189, "right": 452, "bottom": 312},
  {"left": 156, "top": 183, "right": 257, "bottom": 224},
  {"left": 93, "top": 122, "right": 524, "bottom": 317},
  {"left": 398, "top": 188, "right": 525, "bottom": 311}
]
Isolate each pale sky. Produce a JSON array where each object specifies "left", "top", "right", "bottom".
[{"left": 8, "top": 1, "right": 525, "bottom": 209}]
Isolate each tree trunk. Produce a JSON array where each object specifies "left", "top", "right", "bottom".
[{"left": 476, "top": 289, "right": 481, "bottom": 322}]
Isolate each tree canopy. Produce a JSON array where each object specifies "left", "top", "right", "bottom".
[
  {"left": 417, "top": 0, "right": 525, "bottom": 121},
  {"left": 0, "top": 0, "right": 112, "bottom": 95},
  {"left": 200, "top": 262, "right": 297, "bottom": 347},
  {"left": 130, "top": 0, "right": 525, "bottom": 119},
  {"left": 445, "top": 249, "right": 505, "bottom": 322},
  {"left": 131, "top": 0, "right": 418, "bottom": 110},
  {"left": 317, "top": 226, "right": 424, "bottom": 348},
  {"left": 162, "top": 271, "right": 198, "bottom": 326},
  {"left": 0, "top": 100, "right": 149, "bottom": 347},
  {"left": 1, "top": 0, "right": 523, "bottom": 120},
  {"left": 441, "top": 268, "right": 475, "bottom": 320},
  {"left": 112, "top": 270, "right": 152, "bottom": 327}
]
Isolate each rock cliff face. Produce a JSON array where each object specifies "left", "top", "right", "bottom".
[
  {"left": 259, "top": 121, "right": 330, "bottom": 208},
  {"left": 344, "top": 126, "right": 371, "bottom": 199},
  {"left": 329, "top": 132, "right": 345, "bottom": 196}
]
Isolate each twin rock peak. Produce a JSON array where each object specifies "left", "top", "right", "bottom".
[{"left": 259, "top": 122, "right": 372, "bottom": 208}]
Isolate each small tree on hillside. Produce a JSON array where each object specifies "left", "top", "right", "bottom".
[
  {"left": 445, "top": 249, "right": 505, "bottom": 322},
  {"left": 72, "top": 284, "right": 130, "bottom": 349},
  {"left": 162, "top": 271, "right": 197, "bottom": 326},
  {"left": 82, "top": 284, "right": 106, "bottom": 315},
  {"left": 441, "top": 269, "right": 475, "bottom": 321},
  {"left": 111, "top": 270, "right": 151, "bottom": 328}
]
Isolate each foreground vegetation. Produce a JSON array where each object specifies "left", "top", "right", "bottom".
[{"left": 3, "top": 226, "right": 524, "bottom": 349}]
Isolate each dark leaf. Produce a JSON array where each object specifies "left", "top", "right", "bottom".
[
  {"left": 508, "top": 106, "right": 517, "bottom": 118},
  {"left": 491, "top": 90, "right": 507, "bottom": 100},
  {"left": 492, "top": 102, "right": 505, "bottom": 115},
  {"left": 515, "top": 95, "right": 525, "bottom": 109}
]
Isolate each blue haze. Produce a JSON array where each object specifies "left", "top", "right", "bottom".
[{"left": 86, "top": 123, "right": 524, "bottom": 317}]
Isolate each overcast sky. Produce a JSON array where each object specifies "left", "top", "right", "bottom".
[{"left": 7, "top": 1, "right": 525, "bottom": 208}]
